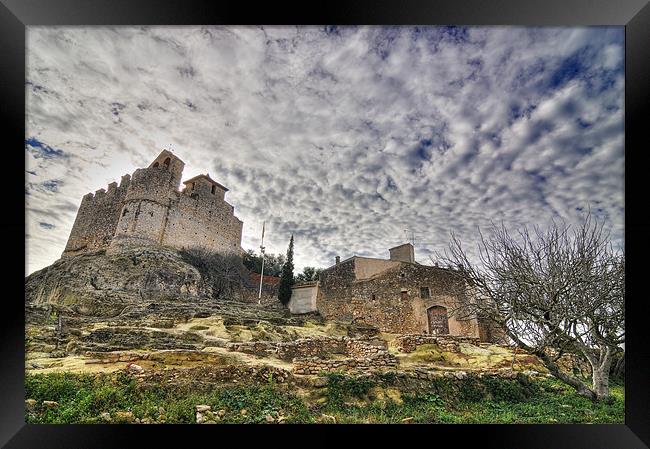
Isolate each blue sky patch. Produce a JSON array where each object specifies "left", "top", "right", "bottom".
[{"left": 26, "top": 137, "right": 65, "bottom": 159}]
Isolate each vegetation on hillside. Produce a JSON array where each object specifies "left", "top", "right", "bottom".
[
  {"left": 243, "top": 250, "right": 285, "bottom": 277},
  {"left": 295, "top": 266, "right": 323, "bottom": 283},
  {"left": 178, "top": 248, "right": 250, "bottom": 299},
  {"left": 25, "top": 371, "right": 624, "bottom": 424},
  {"left": 277, "top": 235, "right": 295, "bottom": 306}
]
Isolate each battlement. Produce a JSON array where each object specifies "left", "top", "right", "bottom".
[
  {"left": 80, "top": 174, "right": 131, "bottom": 202},
  {"left": 63, "top": 149, "right": 243, "bottom": 258}
]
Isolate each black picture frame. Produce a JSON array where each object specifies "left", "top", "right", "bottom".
[{"left": 2, "top": 0, "right": 649, "bottom": 447}]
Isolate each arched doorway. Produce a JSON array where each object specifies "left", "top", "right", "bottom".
[{"left": 427, "top": 306, "right": 449, "bottom": 335}]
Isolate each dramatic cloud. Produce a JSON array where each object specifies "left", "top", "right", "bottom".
[{"left": 26, "top": 26, "right": 624, "bottom": 275}]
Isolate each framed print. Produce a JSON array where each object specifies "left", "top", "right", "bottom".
[{"left": 2, "top": 0, "right": 649, "bottom": 447}]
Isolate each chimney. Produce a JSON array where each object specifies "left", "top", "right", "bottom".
[
  {"left": 389, "top": 243, "right": 415, "bottom": 263},
  {"left": 335, "top": 256, "right": 340, "bottom": 265}
]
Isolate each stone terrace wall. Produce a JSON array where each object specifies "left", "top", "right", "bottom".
[
  {"left": 226, "top": 341, "right": 277, "bottom": 357},
  {"left": 390, "top": 334, "right": 480, "bottom": 353},
  {"left": 276, "top": 337, "right": 347, "bottom": 361},
  {"left": 292, "top": 352, "right": 398, "bottom": 375},
  {"left": 345, "top": 338, "right": 387, "bottom": 358},
  {"left": 226, "top": 336, "right": 393, "bottom": 370}
]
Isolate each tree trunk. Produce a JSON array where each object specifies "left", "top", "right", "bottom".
[
  {"left": 592, "top": 367, "right": 610, "bottom": 400},
  {"left": 533, "top": 349, "right": 596, "bottom": 400},
  {"left": 590, "top": 351, "right": 614, "bottom": 400}
]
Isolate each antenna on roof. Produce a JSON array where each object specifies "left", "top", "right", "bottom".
[{"left": 403, "top": 229, "right": 415, "bottom": 247}]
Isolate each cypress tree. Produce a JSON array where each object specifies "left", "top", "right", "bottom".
[{"left": 278, "top": 235, "right": 295, "bottom": 305}]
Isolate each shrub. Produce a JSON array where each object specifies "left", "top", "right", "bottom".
[
  {"left": 179, "top": 247, "right": 249, "bottom": 299},
  {"left": 324, "top": 373, "right": 374, "bottom": 405}
]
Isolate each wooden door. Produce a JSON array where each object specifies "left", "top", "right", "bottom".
[{"left": 427, "top": 306, "right": 449, "bottom": 335}]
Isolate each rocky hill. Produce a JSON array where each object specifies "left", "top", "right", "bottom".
[
  {"left": 25, "top": 245, "right": 622, "bottom": 425},
  {"left": 26, "top": 244, "right": 257, "bottom": 316}
]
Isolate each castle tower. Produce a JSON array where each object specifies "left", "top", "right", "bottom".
[
  {"left": 182, "top": 173, "right": 228, "bottom": 201},
  {"left": 108, "top": 150, "right": 185, "bottom": 250},
  {"left": 149, "top": 149, "right": 185, "bottom": 190},
  {"left": 63, "top": 149, "right": 244, "bottom": 258}
]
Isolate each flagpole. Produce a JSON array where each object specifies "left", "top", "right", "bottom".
[{"left": 258, "top": 221, "right": 265, "bottom": 304}]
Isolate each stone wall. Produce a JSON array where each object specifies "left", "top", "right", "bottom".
[
  {"left": 226, "top": 341, "right": 277, "bottom": 357},
  {"left": 63, "top": 151, "right": 244, "bottom": 258},
  {"left": 389, "top": 334, "right": 480, "bottom": 353},
  {"left": 226, "top": 336, "right": 394, "bottom": 372},
  {"left": 62, "top": 176, "right": 131, "bottom": 256},
  {"left": 318, "top": 259, "right": 485, "bottom": 338},
  {"left": 292, "top": 352, "right": 398, "bottom": 374},
  {"left": 345, "top": 338, "right": 387, "bottom": 357},
  {"left": 276, "top": 337, "right": 347, "bottom": 361}
]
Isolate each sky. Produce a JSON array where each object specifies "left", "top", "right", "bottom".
[{"left": 25, "top": 26, "right": 624, "bottom": 276}]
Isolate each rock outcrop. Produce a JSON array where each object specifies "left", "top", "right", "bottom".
[{"left": 25, "top": 245, "right": 224, "bottom": 316}]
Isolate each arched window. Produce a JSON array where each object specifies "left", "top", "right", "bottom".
[
  {"left": 163, "top": 157, "right": 171, "bottom": 168},
  {"left": 153, "top": 162, "right": 159, "bottom": 168}
]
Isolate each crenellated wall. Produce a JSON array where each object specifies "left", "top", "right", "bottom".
[
  {"left": 62, "top": 150, "right": 243, "bottom": 258},
  {"left": 62, "top": 175, "right": 131, "bottom": 256}
]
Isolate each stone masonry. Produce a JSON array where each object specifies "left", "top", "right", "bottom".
[
  {"left": 389, "top": 334, "right": 481, "bottom": 353},
  {"left": 226, "top": 336, "right": 397, "bottom": 374},
  {"left": 316, "top": 246, "right": 492, "bottom": 339},
  {"left": 62, "top": 150, "right": 243, "bottom": 258}
]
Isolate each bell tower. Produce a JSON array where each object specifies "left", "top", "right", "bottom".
[{"left": 149, "top": 149, "right": 185, "bottom": 190}]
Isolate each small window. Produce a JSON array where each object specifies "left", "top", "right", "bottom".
[
  {"left": 163, "top": 157, "right": 171, "bottom": 168},
  {"left": 400, "top": 290, "right": 408, "bottom": 301},
  {"left": 191, "top": 183, "right": 195, "bottom": 191},
  {"left": 153, "top": 162, "right": 159, "bottom": 168},
  {"left": 420, "top": 287, "right": 430, "bottom": 299},
  {"left": 211, "top": 185, "right": 216, "bottom": 194},
  {"left": 122, "top": 208, "right": 128, "bottom": 217},
  {"left": 371, "top": 294, "right": 376, "bottom": 301}
]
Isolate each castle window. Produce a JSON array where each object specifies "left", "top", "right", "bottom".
[
  {"left": 122, "top": 208, "right": 128, "bottom": 217},
  {"left": 211, "top": 185, "right": 216, "bottom": 195},
  {"left": 371, "top": 294, "right": 376, "bottom": 301},
  {"left": 420, "top": 287, "right": 430, "bottom": 299},
  {"left": 153, "top": 162, "right": 159, "bottom": 168},
  {"left": 190, "top": 183, "right": 195, "bottom": 191},
  {"left": 163, "top": 157, "right": 171, "bottom": 168},
  {"left": 400, "top": 290, "right": 408, "bottom": 301}
]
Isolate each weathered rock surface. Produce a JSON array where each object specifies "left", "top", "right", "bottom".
[{"left": 25, "top": 245, "right": 207, "bottom": 316}]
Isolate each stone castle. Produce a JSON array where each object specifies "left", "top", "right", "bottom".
[{"left": 62, "top": 150, "right": 243, "bottom": 257}]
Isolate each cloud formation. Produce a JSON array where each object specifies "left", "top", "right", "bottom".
[{"left": 26, "top": 26, "right": 624, "bottom": 275}]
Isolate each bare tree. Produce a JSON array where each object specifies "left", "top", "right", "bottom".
[{"left": 439, "top": 213, "right": 624, "bottom": 400}]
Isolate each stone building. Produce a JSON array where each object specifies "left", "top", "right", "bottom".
[
  {"left": 62, "top": 150, "right": 243, "bottom": 257},
  {"left": 290, "top": 243, "right": 499, "bottom": 342}
]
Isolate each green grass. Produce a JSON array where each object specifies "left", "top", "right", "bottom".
[
  {"left": 25, "top": 371, "right": 624, "bottom": 424},
  {"left": 26, "top": 371, "right": 312, "bottom": 424}
]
